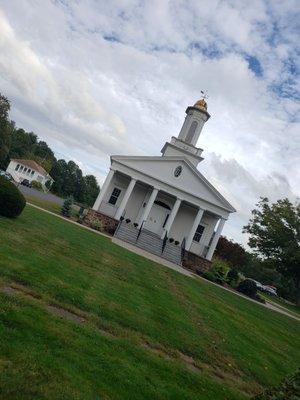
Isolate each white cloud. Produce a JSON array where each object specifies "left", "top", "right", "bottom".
[{"left": 0, "top": 0, "right": 299, "bottom": 246}]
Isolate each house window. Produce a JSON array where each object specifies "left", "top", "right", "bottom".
[
  {"left": 27, "top": 169, "right": 31, "bottom": 175},
  {"left": 108, "top": 188, "right": 121, "bottom": 205},
  {"left": 19, "top": 166, "right": 24, "bottom": 172},
  {"left": 24, "top": 167, "right": 27, "bottom": 173},
  {"left": 193, "top": 224, "right": 205, "bottom": 243},
  {"left": 15, "top": 164, "right": 20, "bottom": 171},
  {"left": 31, "top": 170, "right": 34, "bottom": 176}
]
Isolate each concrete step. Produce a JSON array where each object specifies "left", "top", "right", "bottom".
[{"left": 114, "top": 223, "right": 182, "bottom": 265}]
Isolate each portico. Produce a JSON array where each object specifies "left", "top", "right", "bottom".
[{"left": 91, "top": 98, "right": 235, "bottom": 265}]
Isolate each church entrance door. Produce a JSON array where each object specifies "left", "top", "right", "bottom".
[{"left": 144, "top": 201, "right": 170, "bottom": 236}]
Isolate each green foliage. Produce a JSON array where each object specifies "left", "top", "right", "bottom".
[
  {"left": 253, "top": 369, "right": 300, "bottom": 399},
  {"left": 227, "top": 268, "right": 239, "bottom": 286},
  {"left": 61, "top": 196, "right": 73, "bottom": 218},
  {"left": 237, "top": 279, "right": 257, "bottom": 298},
  {"left": 0, "top": 176, "right": 26, "bottom": 218},
  {"left": 203, "top": 257, "right": 230, "bottom": 285},
  {"left": 89, "top": 217, "right": 104, "bottom": 232},
  {"left": 0, "top": 93, "right": 13, "bottom": 168},
  {"left": 243, "top": 197, "right": 300, "bottom": 306},
  {"left": 215, "top": 235, "right": 247, "bottom": 268},
  {"left": 31, "top": 180, "right": 43, "bottom": 191},
  {"left": 50, "top": 160, "right": 99, "bottom": 206}
]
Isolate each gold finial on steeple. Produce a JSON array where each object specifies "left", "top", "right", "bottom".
[{"left": 194, "top": 90, "right": 208, "bottom": 110}]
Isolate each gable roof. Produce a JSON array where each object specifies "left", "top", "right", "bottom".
[
  {"left": 12, "top": 159, "right": 53, "bottom": 179},
  {"left": 111, "top": 155, "right": 236, "bottom": 213}
]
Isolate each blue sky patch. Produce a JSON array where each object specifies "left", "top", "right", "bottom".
[{"left": 245, "top": 55, "right": 263, "bottom": 77}]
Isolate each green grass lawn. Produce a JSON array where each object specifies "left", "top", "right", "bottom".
[
  {"left": 0, "top": 205, "right": 299, "bottom": 400},
  {"left": 261, "top": 293, "right": 300, "bottom": 317},
  {"left": 24, "top": 194, "right": 62, "bottom": 214}
]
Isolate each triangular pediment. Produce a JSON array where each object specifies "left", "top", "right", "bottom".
[{"left": 111, "top": 155, "right": 235, "bottom": 213}]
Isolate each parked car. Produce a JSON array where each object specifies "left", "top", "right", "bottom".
[
  {"left": 248, "top": 279, "right": 264, "bottom": 291},
  {"left": 263, "top": 285, "right": 277, "bottom": 296},
  {"left": 21, "top": 179, "right": 32, "bottom": 188},
  {"left": 0, "top": 170, "right": 14, "bottom": 181}
]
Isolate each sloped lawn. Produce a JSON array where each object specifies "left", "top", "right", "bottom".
[{"left": 0, "top": 205, "right": 299, "bottom": 400}]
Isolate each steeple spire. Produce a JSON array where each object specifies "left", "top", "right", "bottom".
[
  {"left": 161, "top": 97, "right": 211, "bottom": 167},
  {"left": 177, "top": 97, "right": 210, "bottom": 146}
]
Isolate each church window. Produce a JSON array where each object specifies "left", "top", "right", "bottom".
[
  {"left": 108, "top": 187, "right": 121, "bottom": 205},
  {"left": 186, "top": 120, "right": 198, "bottom": 143},
  {"left": 174, "top": 166, "right": 182, "bottom": 177},
  {"left": 193, "top": 224, "right": 205, "bottom": 243}
]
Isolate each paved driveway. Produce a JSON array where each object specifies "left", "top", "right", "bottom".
[{"left": 18, "top": 185, "right": 64, "bottom": 206}]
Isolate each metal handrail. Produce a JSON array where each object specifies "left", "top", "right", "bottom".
[
  {"left": 161, "top": 231, "right": 168, "bottom": 254},
  {"left": 136, "top": 220, "right": 145, "bottom": 243},
  {"left": 181, "top": 237, "right": 186, "bottom": 261}
]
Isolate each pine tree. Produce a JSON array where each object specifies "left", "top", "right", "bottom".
[{"left": 61, "top": 197, "right": 73, "bottom": 218}]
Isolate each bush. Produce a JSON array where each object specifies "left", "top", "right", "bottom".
[
  {"left": 0, "top": 176, "right": 26, "bottom": 218},
  {"left": 227, "top": 268, "right": 239, "bottom": 286},
  {"left": 203, "top": 271, "right": 219, "bottom": 283},
  {"left": 61, "top": 197, "right": 73, "bottom": 217},
  {"left": 89, "top": 218, "right": 103, "bottom": 232},
  {"left": 237, "top": 279, "right": 257, "bottom": 298},
  {"left": 210, "top": 257, "right": 230, "bottom": 284},
  {"left": 31, "top": 180, "right": 43, "bottom": 191}
]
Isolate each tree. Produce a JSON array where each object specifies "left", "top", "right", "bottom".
[
  {"left": 243, "top": 198, "right": 300, "bottom": 306},
  {"left": 61, "top": 197, "right": 73, "bottom": 218},
  {"left": 83, "top": 175, "right": 100, "bottom": 206},
  {"left": 0, "top": 93, "right": 12, "bottom": 168},
  {"left": 215, "top": 236, "right": 247, "bottom": 268}
]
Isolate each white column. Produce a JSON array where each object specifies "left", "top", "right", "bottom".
[
  {"left": 92, "top": 169, "right": 115, "bottom": 211},
  {"left": 206, "top": 218, "right": 226, "bottom": 261},
  {"left": 161, "top": 198, "right": 181, "bottom": 238},
  {"left": 138, "top": 188, "right": 158, "bottom": 227},
  {"left": 115, "top": 178, "right": 137, "bottom": 220},
  {"left": 185, "top": 207, "right": 204, "bottom": 250}
]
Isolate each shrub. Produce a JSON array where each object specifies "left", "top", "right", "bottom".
[
  {"left": 203, "top": 271, "right": 219, "bottom": 283},
  {"left": 227, "top": 268, "right": 239, "bottom": 286},
  {"left": 89, "top": 218, "right": 103, "bottom": 232},
  {"left": 209, "top": 257, "right": 230, "bottom": 285},
  {"left": 0, "top": 176, "right": 26, "bottom": 218},
  {"left": 31, "top": 180, "right": 43, "bottom": 191},
  {"left": 237, "top": 279, "right": 257, "bottom": 298},
  {"left": 61, "top": 197, "right": 73, "bottom": 217}
]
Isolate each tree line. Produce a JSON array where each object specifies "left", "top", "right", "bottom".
[
  {"left": 0, "top": 93, "right": 99, "bottom": 206},
  {"left": 216, "top": 197, "right": 300, "bottom": 306}
]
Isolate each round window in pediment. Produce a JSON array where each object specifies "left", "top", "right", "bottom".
[{"left": 174, "top": 165, "right": 182, "bottom": 177}]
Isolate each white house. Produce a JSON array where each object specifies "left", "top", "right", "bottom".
[
  {"left": 6, "top": 159, "right": 54, "bottom": 188},
  {"left": 89, "top": 99, "right": 236, "bottom": 266}
]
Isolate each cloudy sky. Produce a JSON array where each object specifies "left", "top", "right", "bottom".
[{"left": 0, "top": 0, "right": 299, "bottom": 245}]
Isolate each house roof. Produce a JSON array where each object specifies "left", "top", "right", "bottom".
[
  {"left": 111, "top": 155, "right": 236, "bottom": 213},
  {"left": 12, "top": 159, "right": 53, "bottom": 180}
]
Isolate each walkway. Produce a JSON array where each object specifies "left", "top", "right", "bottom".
[{"left": 27, "top": 203, "right": 300, "bottom": 322}]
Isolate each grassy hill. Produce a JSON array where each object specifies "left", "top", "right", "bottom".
[{"left": 0, "top": 206, "right": 299, "bottom": 400}]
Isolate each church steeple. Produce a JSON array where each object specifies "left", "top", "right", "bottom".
[
  {"left": 161, "top": 97, "right": 210, "bottom": 167},
  {"left": 177, "top": 99, "right": 210, "bottom": 146}
]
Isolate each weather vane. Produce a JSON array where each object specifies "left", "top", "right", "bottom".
[{"left": 201, "top": 90, "right": 209, "bottom": 100}]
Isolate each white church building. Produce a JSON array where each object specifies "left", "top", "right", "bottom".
[{"left": 88, "top": 98, "right": 235, "bottom": 267}]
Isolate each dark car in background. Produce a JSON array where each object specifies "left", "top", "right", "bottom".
[{"left": 21, "top": 179, "right": 32, "bottom": 188}]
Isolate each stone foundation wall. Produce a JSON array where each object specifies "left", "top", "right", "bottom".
[
  {"left": 182, "top": 251, "right": 212, "bottom": 274},
  {"left": 84, "top": 209, "right": 119, "bottom": 235}
]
